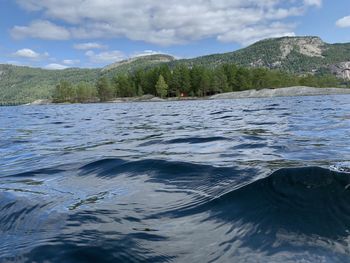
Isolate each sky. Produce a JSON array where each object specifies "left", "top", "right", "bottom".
[{"left": 1, "top": 0, "right": 350, "bottom": 69}]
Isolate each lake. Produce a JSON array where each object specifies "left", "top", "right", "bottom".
[{"left": 1, "top": 95, "right": 350, "bottom": 262}]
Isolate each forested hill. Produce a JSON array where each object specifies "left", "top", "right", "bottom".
[
  {"left": 177, "top": 36, "right": 350, "bottom": 78},
  {"left": 102, "top": 54, "right": 175, "bottom": 74},
  {"left": 0, "top": 65, "right": 100, "bottom": 105},
  {"left": 1, "top": 36, "right": 350, "bottom": 104},
  {"left": 0, "top": 54, "right": 173, "bottom": 105}
]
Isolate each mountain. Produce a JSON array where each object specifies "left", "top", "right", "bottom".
[
  {"left": 0, "top": 55, "right": 175, "bottom": 105},
  {"left": 102, "top": 54, "right": 175, "bottom": 74},
  {"left": 0, "top": 64, "right": 99, "bottom": 105},
  {"left": 1, "top": 36, "right": 350, "bottom": 104},
  {"left": 178, "top": 36, "right": 350, "bottom": 78}
]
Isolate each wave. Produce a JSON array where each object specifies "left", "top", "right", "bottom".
[
  {"left": 138, "top": 136, "right": 230, "bottom": 146},
  {"left": 2, "top": 159, "right": 350, "bottom": 261},
  {"left": 78, "top": 158, "right": 250, "bottom": 187},
  {"left": 79, "top": 159, "right": 350, "bottom": 240},
  {"left": 177, "top": 166, "right": 350, "bottom": 248},
  {"left": 166, "top": 136, "right": 230, "bottom": 144}
]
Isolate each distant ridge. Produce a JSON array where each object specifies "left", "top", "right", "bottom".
[
  {"left": 2, "top": 36, "right": 350, "bottom": 104},
  {"left": 180, "top": 36, "right": 350, "bottom": 79},
  {"left": 102, "top": 54, "right": 175, "bottom": 73}
]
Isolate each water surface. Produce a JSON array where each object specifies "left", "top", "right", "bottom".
[{"left": 1, "top": 95, "right": 350, "bottom": 262}]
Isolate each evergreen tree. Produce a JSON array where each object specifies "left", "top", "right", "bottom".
[
  {"left": 76, "top": 82, "right": 97, "bottom": 102},
  {"left": 251, "top": 68, "right": 268, "bottom": 89},
  {"left": 114, "top": 74, "right": 135, "bottom": 97},
  {"left": 222, "top": 64, "right": 238, "bottom": 91},
  {"left": 143, "top": 69, "right": 159, "bottom": 95},
  {"left": 155, "top": 75, "right": 168, "bottom": 98},
  {"left": 211, "top": 67, "right": 230, "bottom": 94},
  {"left": 235, "top": 68, "right": 252, "bottom": 90},
  {"left": 299, "top": 74, "right": 319, "bottom": 87},
  {"left": 198, "top": 69, "right": 211, "bottom": 96},
  {"left": 190, "top": 65, "right": 204, "bottom": 96},
  {"left": 170, "top": 65, "right": 191, "bottom": 96},
  {"left": 53, "top": 80, "right": 75, "bottom": 103},
  {"left": 49, "top": 61, "right": 347, "bottom": 104},
  {"left": 158, "top": 65, "right": 172, "bottom": 85},
  {"left": 97, "top": 76, "right": 113, "bottom": 102},
  {"left": 137, "top": 85, "right": 144, "bottom": 96}
]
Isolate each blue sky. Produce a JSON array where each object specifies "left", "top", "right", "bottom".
[{"left": 1, "top": 0, "right": 350, "bottom": 69}]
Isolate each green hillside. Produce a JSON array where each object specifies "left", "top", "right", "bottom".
[
  {"left": 177, "top": 36, "right": 350, "bottom": 76},
  {"left": 0, "top": 54, "right": 174, "bottom": 105},
  {"left": 1, "top": 36, "right": 350, "bottom": 104},
  {"left": 102, "top": 54, "right": 175, "bottom": 76},
  {"left": 0, "top": 65, "right": 100, "bottom": 105}
]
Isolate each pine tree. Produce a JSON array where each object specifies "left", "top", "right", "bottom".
[
  {"left": 211, "top": 67, "right": 230, "bottom": 93},
  {"left": 76, "top": 82, "right": 97, "bottom": 102},
  {"left": 155, "top": 75, "right": 168, "bottom": 98},
  {"left": 235, "top": 68, "right": 252, "bottom": 90},
  {"left": 199, "top": 69, "right": 211, "bottom": 96},
  {"left": 170, "top": 65, "right": 191, "bottom": 96},
  {"left": 97, "top": 76, "right": 113, "bottom": 102},
  {"left": 53, "top": 80, "right": 75, "bottom": 103},
  {"left": 114, "top": 75, "right": 135, "bottom": 97},
  {"left": 137, "top": 85, "right": 144, "bottom": 96}
]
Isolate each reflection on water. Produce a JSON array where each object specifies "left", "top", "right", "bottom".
[{"left": 1, "top": 95, "right": 350, "bottom": 262}]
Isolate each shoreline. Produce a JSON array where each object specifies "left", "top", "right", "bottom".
[
  {"left": 20, "top": 86, "right": 350, "bottom": 106},
  {"left": 210, "top": 86, "right": 350, "bottom": 100}
]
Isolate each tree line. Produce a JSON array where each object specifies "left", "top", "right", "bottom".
[{"left": 53, "top": 63, "right": 345, "bottom": 103}]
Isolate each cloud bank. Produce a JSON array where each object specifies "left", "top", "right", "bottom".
[
  {"left": 73, "top": 42, "right": 107, "bottom": 50},
  {"left": 13, "top": 0, "right": 322, "bottom": 45},
  {"left": 11, "top": 20, "right": 70, "bottom": 40}
]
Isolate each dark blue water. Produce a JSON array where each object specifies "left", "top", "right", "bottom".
[{"left": 1, "top": 95, "right": 350, "bottom": 262}]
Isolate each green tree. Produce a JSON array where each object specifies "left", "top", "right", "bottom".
[
  {"left": 76, "top": 82, "right": 97, "bottom": 102},
  {"left": 198, "top": 69, "right": 211, "bottom": 96},
  {"left": 299, "top": 74, "right": 318, "bottom": 87},
  {"left": 158, "top": 65, "right": 172, "bottom": 86},
  {"left": 155, "top": 75, "right": 168, "bottom": 98},
  {"left": 143, "top": 69, "right": 159, "bottom": 95},
  {"left": 114, "top": 74, "right": 135, "bottom": 97},
  {"left": 190, "top": 65, "right": 205, "bottom": 96},
  {"left": 53, "top": 80, "right": 75, "bottom": 103},
  {"left": 235, "top": 68, "right": 252, "bottom": 90},
  {"left": 137, "top": 85, "right": 144, "bottom": 96},
  {"left": 170, "top": 65, "right": 191, "bottom": 96},
  {"left": 211, "top": 67, "right": 230, "bottom": 94},
  {"left": 222, "top": 64, "right": 238, "bottom": 91},
  {"left": 97, "top": 76, "right": 113, "bottom": 102}
]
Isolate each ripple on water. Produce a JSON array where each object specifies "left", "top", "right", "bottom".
[{"left": 1, "top": 95, "right": 350, "bottom": 262}]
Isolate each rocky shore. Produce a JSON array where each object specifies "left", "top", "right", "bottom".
[
  {"left": 25, "top": 87, "right": 350, "bottom": 105},
  {"left": 210, "top": 86, "right": 350, "bottom": 100}
]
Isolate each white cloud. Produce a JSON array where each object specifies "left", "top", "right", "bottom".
[
  {"left": 85, "top": 50, "right": 126, "bottom": 63},
  {"left": 62, "top": 59, "right": 80, "bottom": 65},
  {"left": 13, "top": 48, "right": 49, "bottom": 60},
  {"left": 13, "top": 48, "right": 40, "bottom": 59},
  {"left": 11, "top": 20, "right": 70, "bottom": 40},
  {"left": 217, "top": 23, "right": 296, "bottom": 46},
  {"left": 15, "top": 0, "right": 321, "bottom": 45},
  {"left": 131, "top": 50, "right": 165, "bottom": 58},
  {"left": 73, "top": 42, "right": 107, "bottom": 50},
  {"left": 336, "top": 16, "right": 350, "bottom": 28},
  {"left": 45, "top": 63, "right": 68, "bottom": 70},
  {"left": 303, "top": 0, "right": 322, "bottom": 7}
]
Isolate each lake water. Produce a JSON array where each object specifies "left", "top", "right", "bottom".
[{"left": 1, "top": 95, "right": 350, "bottom": 262}]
